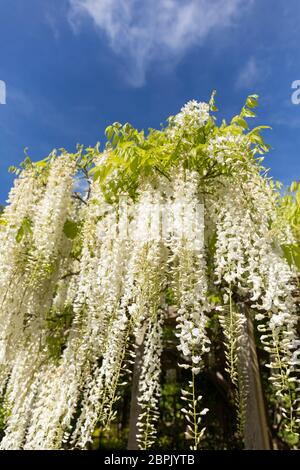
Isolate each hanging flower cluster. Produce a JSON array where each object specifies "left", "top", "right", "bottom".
[
  {"left": 213, "top": 177, "right": 299, "bottom": 440},
  {"left": 173, "top": 100, "right": 210, "bottom": 129},
  {"left": 0, "top": 94, "right": 299, "bottom": 451},
  {"left": 136, "top": 313, "right": 164, "bottom": 449}
]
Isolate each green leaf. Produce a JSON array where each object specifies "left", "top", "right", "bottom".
[
  {"left": 92, "top": 167, "right": 102, "bottom": 181},
  {"left": 0, "top": 218, "right": 7, "bottom": 226},
  {"left": 242, "top": 108, "right": 256, "bottom": 118},
  {"left": 281, "top": 244, "right": 300, "bottom": 270},
  {"left": 63, "top": 220, "right": 81, "bottom": 240},
  {"left": 246, "top": 95, "right": 259, "bottom": 108},
  {"left": 249, "top": 125, "right": 272, "bottom": 135},
  {"left": 231, "top": 115, "right": 249, "bottom": 129},
  {"left": 8, "top": 166, "right": 17, "bottom": 174},
  {"left": 290, "top": 181, "right": 298, "bottom": 193},
  {"left": 208, "top": 294, "right": 221, "bottom": 304},
  {"left": 16, "top": 217, "right": 32, "bottom": 243},
  {"left": 209, "top": 90, "right": 218, "bottom": 112},
  {"left": 105, "top": 126, "right": 114, "bottom": 141}
]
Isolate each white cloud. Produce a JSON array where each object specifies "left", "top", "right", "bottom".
[
  {"left": 68, "top": 0, "right": 245, "bottom": 86},
  {"left": 45, "top": 12, "right": 61, "bottom": 41},
  {"left": 235, "top": 57, "right": 269, "bottom": 90}
]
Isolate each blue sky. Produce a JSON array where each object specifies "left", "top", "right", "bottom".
[{"left": 0, "top": 0, "right": 300, "bottom": 203}]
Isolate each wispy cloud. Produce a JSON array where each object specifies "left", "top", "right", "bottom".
[
  {"left": 68, "top": 0, "right": 246, "bottom": 86},
  {"left": 235, "top": 57, "right": 269, "bottom": 90},
  {"left": 45, "top": 11, "right": 61, "bottom": 41}
]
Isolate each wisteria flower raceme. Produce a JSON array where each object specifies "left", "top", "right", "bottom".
[{"left": 173, "top": 100, "right": 210, "bottom": 129}]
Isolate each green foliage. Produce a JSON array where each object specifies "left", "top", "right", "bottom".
[
  {"left": 63, "top": 219, "right": 82, "bottom": 240},
  {"left": 281, "top": 244, "right": 300, "bottom": 271},
  {"left": 46, "top": 304, "right": 74, "bottom": 361},
  {"left": 9, "top": 149, "right": 57, "bottom": 179},
  {"left": 280, "top": 181, "right": 300, "bottom": 241},
  {"left": 0, "top": 216, "right": 7, "bottom": 227},
  {"left": 278, "top": 181, "right": 300, "bottom": 271},
  {"left": 84, "top": 93, "right": 271, "bottom": 203},
  {"left": 16, "top": 217, "right": 33, "bottom": 243},
  {"left": 165, "top": 287, "right": 175, "bottom": 306},
  {"left": 6, "top": 93, "right": 271, "bottom": 209}
]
